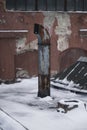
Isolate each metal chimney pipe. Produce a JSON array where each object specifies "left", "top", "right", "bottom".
[{"left": 34, "top": 24, "right": 50, "bottom": 98}]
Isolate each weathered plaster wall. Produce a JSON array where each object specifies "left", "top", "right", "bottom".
[
  {"left": 16, "top": 37, "right": 27, "bottom": 53},
  {"left": 55, "top": 13, "right": 71, "bottom": 51}
]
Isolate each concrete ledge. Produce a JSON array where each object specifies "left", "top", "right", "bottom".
[{"left": 0, "top": 30, "right": 28, "bottom": 38}]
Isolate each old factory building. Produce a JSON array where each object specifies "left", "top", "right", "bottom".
[{"left": 0, "top": 0, "right": 87, "bottom": 80}]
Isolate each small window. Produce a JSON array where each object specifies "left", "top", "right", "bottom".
[
  {"left": 76, "top": 0, "right": 84, "bottom": 11},
  {"left": 27, "top": 0, "right": 35, "bottom": 11},
  {"left": 16, "top": 0, "right": 25, "bottom": 10},
  {"left": 57, "top": 0, "right": 64, "bottom": 11},
  {"left": 6, "top": 0, "right": 15, "bottom": 10},
  {"left": 67, "top": 0, "right": 75, "bottom": 11},
  {"left": 38, "top": 0, "right": 46, "bottom": 11},
  {"left": 84, "top": 0, "right": 87, "bottom": 11},
  {"left": 47, "top": 0, "right": 56, "bottom": 11}
]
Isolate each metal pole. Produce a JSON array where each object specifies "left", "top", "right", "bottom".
[{"left": 34, "top": 24, "right": 50, "bottom": 98}]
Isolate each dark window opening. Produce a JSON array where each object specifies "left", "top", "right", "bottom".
[
  {"left": 64, "top": 0, "right": 67, "bottom": 11},
  {"left": 6, "top": 0, "right": 87, "bottom": 12},
  {"left": 27, "top": 0, "right": 35, "bottom": 11},
  {"left": 6, "top": 0, "right": 15, "bottom": 10},
  {"left": 67, "top": 0, "right": 75, "bottom": 11},
  {"left": 57, "top": 0, "right": 64, "bottom": 11},
  {"left": 84, "top": 0, "right": 87, "bottom": 11},
  {"left": 47, "top": 0, "right": 56, "bottom": 11},
  {"left": 16, "top": 0, "right": 25, "bottom": 10},
  {"left": 76, "top": 0, "right": 84, "bottom": 11},
  {"left": 38, "top": 0, "right": 46, "bottom": 11}
]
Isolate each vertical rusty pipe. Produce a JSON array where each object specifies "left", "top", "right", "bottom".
[{"left": 34, "top": 24, "right": 50, "bottom": 98}]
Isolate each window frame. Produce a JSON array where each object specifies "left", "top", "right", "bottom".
[{"left": 6, "top": 0, "right": 87, "bottom": 12}]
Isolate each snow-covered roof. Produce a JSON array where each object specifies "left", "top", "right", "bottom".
[
  {"left": 78, "top": 56, "right": 87, "bottom": 62},
  {"left": 51, "top": 56, "right": 87, "bottom": 93}
]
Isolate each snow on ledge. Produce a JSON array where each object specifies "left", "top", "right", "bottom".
[
  {"left": 0, "top": 30, "right": 28, "bottom": 33},
  {"left": 78, "top": 56, "right": 87, "bottom": 62}
]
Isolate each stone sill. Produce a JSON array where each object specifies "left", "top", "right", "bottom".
[{"left": 0, "top": 30, "right": 28, "bottom": 38}]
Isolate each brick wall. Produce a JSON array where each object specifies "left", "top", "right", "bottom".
[
  {"left": 0, "top": 0, "right": 87, "bottom": 79},
  {"left": 15, "top": 51, "right": 38, "bottom": 77}
]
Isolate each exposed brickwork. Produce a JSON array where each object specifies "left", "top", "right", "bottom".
[
  {"left": 15, "top": 51, "right": 38, "bottom": 76},
  {"left": 0, "top": 39, "right": 16, "bottom": 80},
  {"left": 59, "top": 48, "right": 87, "bottom": 72},
  {"left": 70, "top": 14, "right": 87, "bottom": 49}
]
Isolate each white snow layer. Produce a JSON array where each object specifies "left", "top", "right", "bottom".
[{"left": 0, "top": 77, "right": 87, "bottom": 130}]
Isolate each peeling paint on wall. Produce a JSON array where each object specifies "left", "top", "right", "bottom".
[
  {"left": 43, "top": 12, "right": 55, "bottom": 36},
  {"left": 57, "top": 35, "right": 69, "bottom": 52},
  {"left": 16, "top": 38, "right": 38, "bottom": 54},
  {"left": 16, "top": 13, "right": 71, "bottom": 54},
  {"left": 55, "top": 13, "right": 71, "bottom": 51},
  {"left": 43, "top": 12, "right": 71, "bottom": 52},
  {"left": 16, "top": 37, "right": 26, "bottom": 53},
  {"left": 0, "top": 19, "right": 6, "bottom": 24}
]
